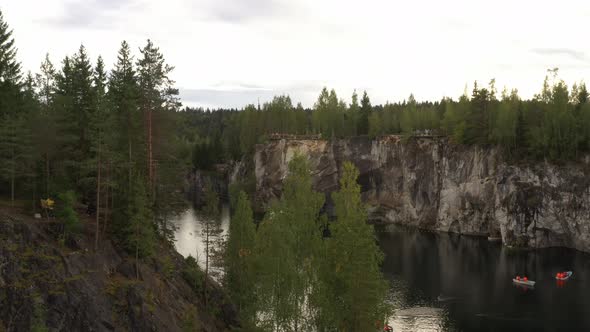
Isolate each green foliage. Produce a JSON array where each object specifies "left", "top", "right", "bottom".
[
  {"left": 56, "top": 190, "right": 81, "bottom": 235},
  {"left": 160, "top": 254, "right": 175, "bottom": 279},
  {"left": 181, "top": 307, "right": 200, "bottom": 332},
  {"left": 225, "top": 191, "right": 257, "bottom": 322},
  {"left": 201, "top": 184, "right": 219, "bottom": 219},
  {"left": 125, "top": 173, "right": 155, "bottom": 258},
  {"left": 31, "top": 297, "right": 48, "bottom": 332},
  {"left": 255, "top": 155, "right": 325, "bottom": 331},
  {"left": 0, "top": 9, "right": 22, "bottom": 85},
  {"left": 228, "top": 175, "right": 257, "bottom": 224},
  {"left": 182, "top": 255, "right": 204, "bottom": 293},
  {"left": 314, "top": 162, "right": 390, "bottom": 331},
  {"left": 312, "top": 88, "right": 349, "bottom": 138},
  {"left": 358, "top": 90, "right": 372, "bottom": 135},
  {"left": 199, "top": 184, "right": 221, "bottom": 305},
  {"left": 192, "top": 140, "right": 223, "bottom": 171}
]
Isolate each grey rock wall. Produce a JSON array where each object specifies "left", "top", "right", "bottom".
[{"left": 253, "top": 136, "right": 590, "bottom": 252}]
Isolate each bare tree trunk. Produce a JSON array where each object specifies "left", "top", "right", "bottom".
[
  {"left": 95, "top": 137, "right": 101, "bottom": 251},
  {"left": 136, "top": 242, "right": 140, "bottom": 280},
  {"left": 128, "top": 136, "right": 132, "bottom": 187},
  {"left": 136, "top": 219, "right": 140, "bottom": 280},
  {"left": 45, "top": 153, "right": 50, "bottom": 196},
  {"left": 204, "top": 220, "right": 209, "bottom": 307},
  {"left": 147, "top": 107, "right": 153, "bottom": 186},
  {"left": 10, "top": 173, "right": 14, "bottom": 207},
  {"left": 10, "top": 140, "right": 14, "bottom": 206},
  {"left": 103, "top": 162, "right": 110, "bottom": 236},
  {"left": 32, "top": 181, "right": 36, "bottom": 214}
]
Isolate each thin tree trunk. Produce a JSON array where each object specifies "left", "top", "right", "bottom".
[
  {"left": 32, "top": 181, "right": 36, "bottom": 214},
  {"left": 136, "top": 218, "right": 140, "bottom": 280},
  {"left": 45, "top": 153, "right": 50, "bottom": 196},
  {"left": 10, "top": 174, "right": 14, "bottom": 206},
  {"left": 95, "top": 137, "right": 101, "bottom": 251},
  {"left": 204, "top": 220, "right": 209, "bottom": 307},
  {"left": 103, "top": 162, "right": 109, "bottom": 236},
  {"left": 147, "top": 107, "right": 153, "bottom": 186},
  {"left": 136, "top": 242, "right": 139, "bottom": 280},
  {"left": 128, "top": 136, "right": 132, "bottom": 187},
  {"left": 10, "top": 133, "right": 14, "bottom": 206}
]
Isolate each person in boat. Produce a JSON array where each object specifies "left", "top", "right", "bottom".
[{"left": 383, "top": 324, "right": 393, "bottom": 332}]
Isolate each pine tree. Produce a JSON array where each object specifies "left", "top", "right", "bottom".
[
  {"left": 0, "top": 10, "right": 27, "bottom": 204},
  {"left": 136, "top": 39, "right": 177, "bottom": 189},
  {"left": 358, "top": 90, "right": 372, "bottom": 135},
  {"left": 347, "top": 90, "right": 360, "bottom": 136},
  {"left": 71, "top": 45, "right": 97, "bottom": 199},
  {"left": 53, "top": 55, "right": 79, "bottom": 191},
  {"left": 34, "top": 54, "right": 58, "bottom": 196},
  {"left": 0, "top": 9, "right": 22, "bottom": 87},
  {"left": 92, "top": 56, "right": 108, "bottom": 250},
  {"left": 108, "top": 41, "right": 142, "bottom": 236}
]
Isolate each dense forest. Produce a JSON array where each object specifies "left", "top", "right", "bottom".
[
  {"left": 182, "top": 78, "right": 590, "bottom": 170},
  {"left": 0, "top": 10, "right": 190, "bottom": 257}
]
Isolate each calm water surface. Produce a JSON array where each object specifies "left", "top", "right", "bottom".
[
  {"left": 171, "top": 205, "right": 230, "bottom": 280},
  {"left": 379, "top": 225, "right": 590, "bottom": 332},
  {"left": 171, "top": 209, "right": 590, "bottom": 331}
]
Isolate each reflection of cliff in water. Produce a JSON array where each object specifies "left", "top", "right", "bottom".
[{"left": 378, "top": 224, "right": 590, "bottom": 332}]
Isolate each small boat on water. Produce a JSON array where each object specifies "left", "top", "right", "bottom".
[
  {"left": 513, "top": 276, "right": 535, "bottom": 287},
  {"left": 555, "top": 271, "right": 573, "bottom": 280}
]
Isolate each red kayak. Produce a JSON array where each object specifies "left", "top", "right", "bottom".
[{"left": 556, "top": 271, "right": 573, "bottom": 280}]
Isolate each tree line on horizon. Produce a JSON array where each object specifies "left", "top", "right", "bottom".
[{"left": 180, "top": 77, "right": 590, "bottom": 170}]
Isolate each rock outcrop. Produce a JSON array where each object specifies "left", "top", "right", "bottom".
[
  {"left": 0, "top": 211, "right": 238, "bottom": 332},
  {"left": 253, "top": 136, "right": 590, "bottom": 252}
]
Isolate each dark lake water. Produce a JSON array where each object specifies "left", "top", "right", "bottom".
[
  {"left": 171, "top": 208, "right": 590, "bottom": 331},
  {"left": 378, "top": 225, "right": 590, "bottom": 332}
]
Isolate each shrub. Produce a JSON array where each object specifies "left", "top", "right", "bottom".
[
  {"left": 56, "top": 190, "right": 81, "bottom": 235},
  {"left": 182, "top": 255, "right": 204, "bottom": 293}
]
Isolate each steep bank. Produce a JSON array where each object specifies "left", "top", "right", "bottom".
[
  {"left": 253, "top": 136, "right": 590, "bottom": 252},
  {"left": 0, "top": 209, "right": 237, "bottom": 332}
]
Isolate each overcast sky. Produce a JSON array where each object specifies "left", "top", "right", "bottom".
[{"left": 3, "top": 0, "right": 590, "bottom": 108}]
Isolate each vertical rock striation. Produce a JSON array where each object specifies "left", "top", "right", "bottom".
[{"left": 253, "top": 137, "right": 590, "bottom": 252}]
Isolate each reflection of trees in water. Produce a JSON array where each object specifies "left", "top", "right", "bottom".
[
  {"left": 171, "top": 205, "right": 230, "bottom": 283},
  {"left": 379, "top": 224, "right": 590, "bottom": 331}
]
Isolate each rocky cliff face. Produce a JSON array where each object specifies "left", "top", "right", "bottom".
[{"left": 253, "top": 137, "right": 590, "bottom": 252}]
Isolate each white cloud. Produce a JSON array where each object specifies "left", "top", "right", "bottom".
[{"left": 3, "top": 0, "right": 590, "bottom": 108}]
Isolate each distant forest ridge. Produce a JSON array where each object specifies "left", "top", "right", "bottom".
[{"left": 183, "top": 76, "right": 590, "bottom": 170}]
